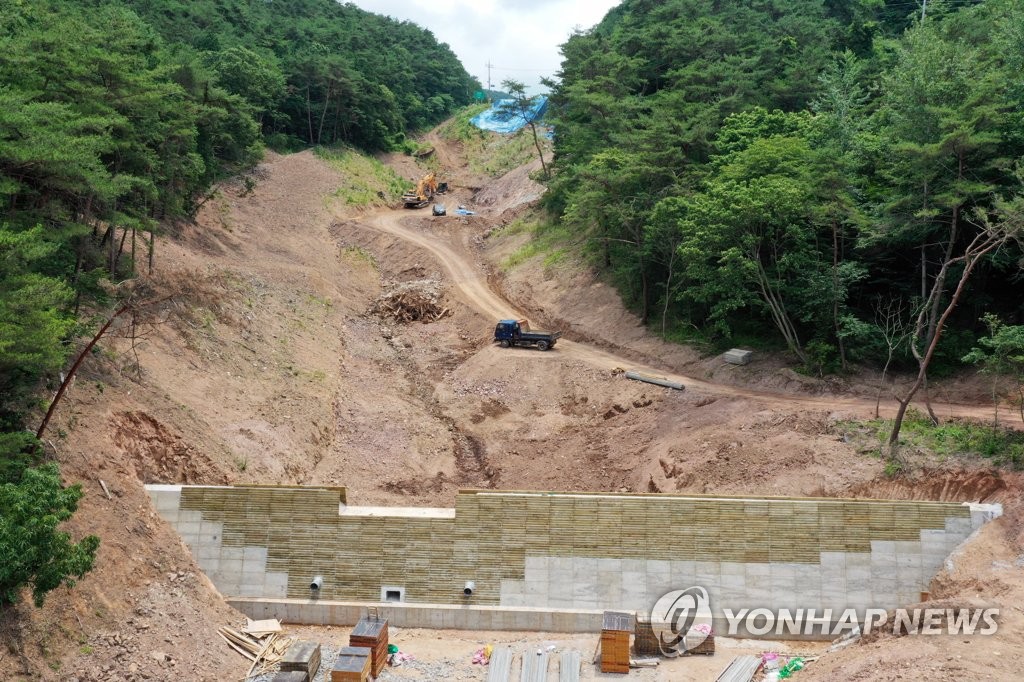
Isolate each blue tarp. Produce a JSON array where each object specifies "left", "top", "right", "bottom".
[{"left": 471, "top": 95, "right": 549, "bottom": 134}]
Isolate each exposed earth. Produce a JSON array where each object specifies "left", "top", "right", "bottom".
[{"left": 3, "top": 126, "right": 1023, "bottom": 681}]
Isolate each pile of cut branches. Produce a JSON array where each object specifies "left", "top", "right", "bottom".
[{"left": 372, "top": 279, "right": 451, "bottom": 323}]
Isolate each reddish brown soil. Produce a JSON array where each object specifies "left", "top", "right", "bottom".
[{"left": 3, "top": 130, "right": 1022, "bottom": 681}]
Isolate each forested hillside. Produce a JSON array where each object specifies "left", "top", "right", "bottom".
[
  {"left": 546, "top": 0, "right": 1024, "bottom": 374},
  {"left": 0, "top": 0, "right": 475, "bottom": 607}
]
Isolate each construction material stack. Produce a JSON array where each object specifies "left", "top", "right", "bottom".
[
  {"left": 270, "top": 672, "right": 309, "bottom": 682},
  {"left": 600, "top": 611, "right": 633, "bottom": 674},
  {"left": 633, "top": 612, "right": 660, "bottom": 657},
  {"left": 330, "top": 646, "right": 372, "bottom": 682},
  {"left": 280, "top": 641, "right": 321, "bottom": 681},
  {"left": 349, "top": 614, "right": 389, "bottom": 678}
]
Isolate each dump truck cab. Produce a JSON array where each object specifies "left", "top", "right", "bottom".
[{"left": 493, "top": 319, "right": 561, "bottom": 351}]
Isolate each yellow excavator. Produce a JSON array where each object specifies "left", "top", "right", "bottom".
[
  {"left": 402, "top": 172, "right": 437, "bottom": 208},
  {"left": 402, "top": 172, "right": 446, "bottom": 208}
]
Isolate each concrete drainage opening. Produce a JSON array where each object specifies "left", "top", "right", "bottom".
[{"left": 382, "top": 586, "right": 405, "bottom": 603}]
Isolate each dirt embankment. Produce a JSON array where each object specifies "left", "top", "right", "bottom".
[{"left": 5, "top": 128, "right": 1021, "bottom": 681}]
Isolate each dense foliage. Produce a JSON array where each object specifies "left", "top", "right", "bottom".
[
  {"left": 0, "top": 0, "right": 476, "bottom": 605},
  {"left": 546, "top": 0, "right": 1024, "bottom": 374},
  {"left": 0, "top": 463, "right": 99, "bottom": 607}
]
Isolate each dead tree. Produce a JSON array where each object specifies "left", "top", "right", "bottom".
[{"left": 887, "top": 197, "right": 1024, "bottom": 455}]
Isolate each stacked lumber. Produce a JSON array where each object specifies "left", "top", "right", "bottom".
[
  {"left": 217, "top": 621, "right": 292, "bottom": 678},
  {"left": 600, "top": 611, "right": 633, "bottom": 674},
  {"left": 371, "top": 280, "right": 451, "bottom": 323},
  {"left": 349, "top": 615, "right": 389, "bottom": 677},
  {"left": 331, "top": 646, "right": 371, "bottom": 681},
  {"left": 281, "top": 641, "right": 322, "bottom": 680}
]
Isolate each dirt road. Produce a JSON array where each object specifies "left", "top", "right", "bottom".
[{"left": 360, "top": 208, "right": 1004, "bottom": 425}]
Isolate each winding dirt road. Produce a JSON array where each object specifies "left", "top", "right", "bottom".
[{"left": 357, "top": 208, "right": 1009, "bottom": 427}]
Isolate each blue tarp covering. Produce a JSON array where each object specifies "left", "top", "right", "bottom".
[{"left": 471, "top": 95, "right": 548, "bottom": 134}]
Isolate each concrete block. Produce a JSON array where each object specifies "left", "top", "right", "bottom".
[
  {"left": 845, "top": 553, "right": 871, "bottom": 568},
  {"left": 894, "top": 541, "right": 920, "bottom": 557},
  {"left": 549, "top": 569, "right": 573, "bottom": 589},
  {"left": 720, "top": 562, "right": 745, "bottom": 576},
  {"left": 524, "top": 578, "right": 549, "bottom": 599},
  {"left": 536, "top": 611, "right": 555, "bottom": 631},
  {"left": 844, "top": 591, "right": 871, "bottom": 610},
  {"left": 197, "top": 545, "right": 221, "bottom": 560},
  {"left": 220, "top": 559, "right": 243, "bottom": 576},
  {"left": 845, "top": 577, "right": 870, "bottom": 594},
  {"left": 222, "top": 547, "right": 245, "bottom": 561},
  {"left": 177, "top": 521, "right": 201, "bottom": 536},
  {"left": 552, "top": 612, "right": 576, "bottom": 631},
  {"left": 243, "top": 546, "right": 268, "bottom": 564},
  {"left": 622, "top": 570, "right": 646, "bottom": 590},
  {"left": 721, "top": 573, "right": 745, "bottom": 589},
  {"left": 901, "top": 552, "right": 925, "bottom": 569},
  {"left": 870, "top": 540, "right": 897, "bottom": 558},
  {"left": 944, "top": 517, "right": 971, "bottom": 535},
  {"left": 845, "top": 565, "right": 870, "bottom": 582},
  {"left": 820, "top": 552, "right": 847, "bottom": 568},
  {"left": 525, "top": 555, "right": 549, "bottom": 573},
  {"left": 623, "top": 559, "right": 646, "bottom": 573},
  {"left": 724, "top": 349, "right": 753, "bottom": 365},
  {"left": 549, "top": 594, "right": 575, "bottom": 609},
  {"left": 513, "top": 610, "right": 535, "bottom": 630},
  {"left": 746, "top": 563, "right": 771, "bottom": 577}
]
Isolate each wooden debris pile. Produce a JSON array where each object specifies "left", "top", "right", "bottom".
[
  {"left": 372, "top": 279, "right": 451, "bottom": 323},
  {"left": 218, "top": 618, "right": 293, "bottom": 679}
]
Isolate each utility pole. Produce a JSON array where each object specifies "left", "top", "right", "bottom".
[{"left": 486, "top": 61, "right": 493, "bottom": 95}]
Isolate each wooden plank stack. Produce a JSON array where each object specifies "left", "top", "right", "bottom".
[
  {"left": 331, "top": 647, "right": 371, "bottom": 682},
  {"left": 217, "top": 623, "right": 292, "bottom": 678},
  {"left": 281, "top": 641, "right": 322, "bottom": 680},
  {"left": 600, "top": 611, "right": 633, "bottom": 674},
  {"left": 349, "top": 614, "right": 389, "bottom": 677}
]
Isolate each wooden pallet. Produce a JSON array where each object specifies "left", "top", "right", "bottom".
[
  {"left": 349, "top": 616, "right": 388, "bottom": 677},
  {"left": 600, "top": 612, "right": 633, "bottom": 674}
]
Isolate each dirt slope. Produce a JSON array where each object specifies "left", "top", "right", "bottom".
[{"left": 4, "top": 128, "right": 1021, "bottom": 680}]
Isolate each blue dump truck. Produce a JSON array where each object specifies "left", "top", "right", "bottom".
[{"left": 493, "top": 319, "right": 561, "bottom": 351}]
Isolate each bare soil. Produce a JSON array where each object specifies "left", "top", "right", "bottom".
[{"left": 4, "top": 128, "right": 1022, "bottom": 681}]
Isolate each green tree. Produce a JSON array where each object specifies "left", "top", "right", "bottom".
[
  {"left": 499, "top": 79, "right": 549, "bottom": 178},
  {"left": 0, "top": 463, "right": 99, "bottom": 608},
  {"left": 0, "top": 227, "right": 75, "bottom": 417},
  {"left": 964, "top": 314, "right": 1024, "bottom": 426}
]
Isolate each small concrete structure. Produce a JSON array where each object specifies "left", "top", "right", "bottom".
[{"left": 724, "top": 349, "right": 753, "bottom": 365}]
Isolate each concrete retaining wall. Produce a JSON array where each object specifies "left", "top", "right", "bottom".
[{"left": 147, "top": 485, "right": 1000, "bottom": 637}]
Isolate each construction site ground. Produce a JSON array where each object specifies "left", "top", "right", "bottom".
[{"left": 2, "top": 126, "right": 1022, "bottom": 682}]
